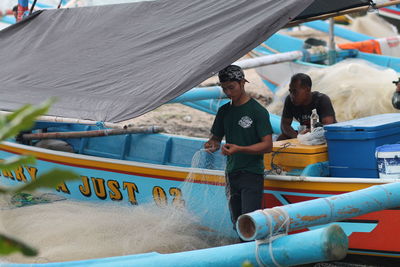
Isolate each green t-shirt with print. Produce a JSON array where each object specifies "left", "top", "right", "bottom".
[{"left": 211, "top": 98, "right": 273, "bottom": 174}]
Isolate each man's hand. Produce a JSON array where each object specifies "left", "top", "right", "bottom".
[
  {"left": 204, "top": 139, "right": 220, "bottom": 153},
  {"left": 221, "top": 143, "right": 241, "bottom": 156}
]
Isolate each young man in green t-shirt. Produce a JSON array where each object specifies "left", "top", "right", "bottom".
[{"left": 204, "top": 65, "right": 273, "bottom": 228}]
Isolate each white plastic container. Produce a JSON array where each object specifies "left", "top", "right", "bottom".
[{"left": 376, "top": 144, "right": 400, "bottom": 179}]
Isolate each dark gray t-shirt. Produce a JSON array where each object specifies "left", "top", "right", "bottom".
[{"left": 282, "top": 91, "right": 336, "bottom": 128}]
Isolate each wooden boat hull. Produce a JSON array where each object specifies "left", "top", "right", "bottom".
[{"left": 1, "top": 140, "right": 400, "bottom": 257}]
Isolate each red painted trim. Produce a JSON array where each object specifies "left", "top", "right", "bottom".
[{"left": 381, "top": 7, "right": 400, "bottom": 16}]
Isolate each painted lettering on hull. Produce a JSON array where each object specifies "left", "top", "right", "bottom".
[
  {"left": 0, "top": 165, "right": 185, "bottom": 207},
  {"left": 1, "top": 166, "right": 37, "bottom": 182},
  {"left": 108, "top": 180, "right": 123, "bottom": 201},
  {"left": 152, "top": 186, "right": 184, "bottom": 207},
  {"left": 153, "top": 186, "right": 167, "bottom": 206},
  {"left": 123, "top": 182, "right": 139, "bottom": 205}
]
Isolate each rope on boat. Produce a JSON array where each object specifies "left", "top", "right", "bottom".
[
  {"left": 255, "top": 207, "right": 290, "bottom": 267},
  {"left": 268, "top": 142, "right": 292, "bottom": 175}
]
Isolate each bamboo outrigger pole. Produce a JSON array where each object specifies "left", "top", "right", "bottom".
[
  {"left": 0, "top": 111, "right": 132, "bottom": 129},
  {"left": 287, "top": 0, "right": 400, "bottom": 28},
  {"left": 21, "top": 126, "right": 164, "bottom": 140}
]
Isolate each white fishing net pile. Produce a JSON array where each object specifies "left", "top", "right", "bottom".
[
  {"left": 349, "top": 12, "right": 398, "bottom": 38},
  {"left": 0, "top": 150, "right": 233, "bottom": 264},
  {"left": 268, "top": 59, "right": 399, "bottom": 122},
  {"left": 0, "top": 191, "right": 233, "bottom": 263}
]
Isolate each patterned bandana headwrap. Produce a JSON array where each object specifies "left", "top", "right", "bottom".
[{"left": 218, "top": 65, "right": 249, "bottom": 83}]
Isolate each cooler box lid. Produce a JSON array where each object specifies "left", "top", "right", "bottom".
[
  {"left": 376, "top": 144, "right": 400, "bottom": 153},
  {"left": 324, "top": 113, "right": 400, "bottom": 140},
  {"left": 272, "top": 138, "right": 327, "bottom": 154}
]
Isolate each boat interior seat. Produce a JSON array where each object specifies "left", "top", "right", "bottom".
[{"left": 79, "top": 133, "right": 226, "bottom": 169}]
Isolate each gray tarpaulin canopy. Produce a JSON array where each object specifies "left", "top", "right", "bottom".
[
  {"left": 0, "top": 0, "right": 316, "bottom": 123},
  {"left": 295, "top": 0, "right": 371, "bottom": 20}
]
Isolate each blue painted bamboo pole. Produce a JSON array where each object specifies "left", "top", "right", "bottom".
[
  {"left": 18, "top": 225, "right": 346, "bottom": 267},
  {"left": 181, "top": 99, "right": 299, "bottom": 134},
  {"left": 270, "top": 113, "right": 299, "bottom": 134},
  {"left": 169, "top": 87, "right": 225, "bottom": 103},
  {"left": 237, "top": 182, "right": 400, "bottom": 241},
  {"left": 28, "top": 0, "right": 54, "bottom": 9},
  {"left": 182, "top": 99, "right": 228, "bottom": 114},
  {"left": 303, "top": 21, "right": 372, "bottom": 42},
  {"left": 182, "top": 100, "right": 299, "bottom": 135},
  {"left": 1, "top": 16, "right": 16, "bottom": 24}
]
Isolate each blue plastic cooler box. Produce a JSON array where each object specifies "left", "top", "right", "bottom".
[{"left": 324, "top": 113, "right": 400, "bottom": 178}]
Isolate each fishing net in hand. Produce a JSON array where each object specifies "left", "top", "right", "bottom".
[{"left": 179, "top": 149, "right": 235, "bottom": 244}]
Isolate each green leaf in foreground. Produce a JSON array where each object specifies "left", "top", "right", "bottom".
[
  {"left": 0, "top": 233, "right": 38, "bottom": 256},
  {"left": 0, "top": 187, "right": 8, "bottom": 194},
  {"left": 0, "top": 155, "right": 36, "bottom": 171},
  {"left": 0, "top": 99, "right": 53, "bottom": 141},
  {"left": 242, "top": 260, "right": 254, "bottom": 267},
  {"left": 15, "top": 169, "right": 80, "bottom": 193}
]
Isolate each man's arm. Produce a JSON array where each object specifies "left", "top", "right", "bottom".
[
  {"left": 204, "top": 135, "right": 222, "bottom": 153},
  {"left": 221, "top": 135, "right": 272, "bottom": 156},
  {"left": 281, "top": 117, "right": 298, "bottom": 139},
  {"left": 321, "top": 115, "right": 336, "bottom": 125},
  {"left": 280, "top": 96, "right": 298, "bottom": 139},
  {"left": 318, "top": 94, "right": 337, "bottom": 125}
]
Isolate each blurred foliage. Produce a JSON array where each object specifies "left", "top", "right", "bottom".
[
  {"left": 242, "top": 260, "right": 254, "bottom": 267},
  {"left": 0, "top": 233, "right": 38, "bottom": 257},
  {"left": 0, "top": 100, "right": 80, "bottom": 257}
]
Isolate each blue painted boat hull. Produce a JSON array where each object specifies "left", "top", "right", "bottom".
[{"left": 1, "top": 120, "right": 400, "bottom": 259}]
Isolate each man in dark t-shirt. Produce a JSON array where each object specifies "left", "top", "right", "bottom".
[
  {"left": 278, "top": 73, "right": 336, "bottom": 140},
  {"left": 392, "top": 78, "right": 400, "bottom": 109},
  {"left": 204, "top": 65, "right": 273, "bottom": 229}
]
